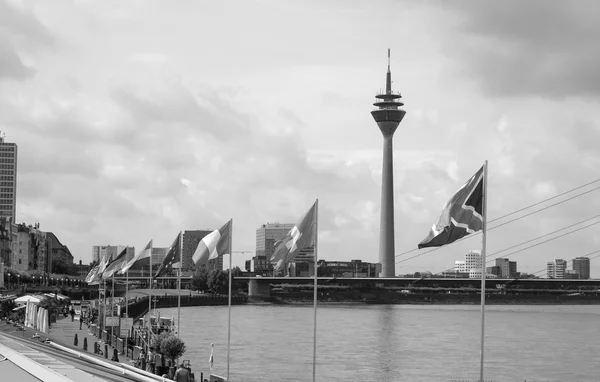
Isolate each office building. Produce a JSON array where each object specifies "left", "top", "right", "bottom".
[
  {"left": 572, "top": 257, "right": 590, "bottom": 279},
  {"left": 254, "top": 222, "right": 294, "bottom": 274},
  {"left": 547, "top": 258, "right": 567, "bottom": 279},
  {"left": 316, "top": 259, "right": 379, "bottom": 278},
  {"left": 0, "top": 134, "right": 17, "bottom": 223},
  {"left": 495, "top": 258, "right": 517, "bottom": 278},
  {"left": 92, "top": 245, "right": 134, "bottom": 265}
]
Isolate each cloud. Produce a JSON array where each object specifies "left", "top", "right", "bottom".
[
  {"left": 446, "top": 0, "right": 600, "bottom": 98},
  {"left": 0, "top": 36, "right": 35, "bottom": 80}
]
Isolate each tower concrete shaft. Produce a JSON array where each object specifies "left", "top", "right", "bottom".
[{"left": 370, "top": 49, "right": 406, "bottom": 278}]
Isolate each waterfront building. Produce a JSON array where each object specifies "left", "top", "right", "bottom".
[
  {"left": 13, "top": 223, "right": 49, "bottom": 272},
  {"left": 465, "top": 250, "right": 482, "bottom": 272},
  {"left": 46, "top": 231, "right": 74, "bottom": 273},
  {"left": 564, "top": 270, "right": 579, "bottom": 279},
  {"left": 469, "top": 269, "right": 496, "bottom": 279},
  {"left": 370, "top": 50, "right": 406, "bottom": 278},
  {"left": 317, "top": 259, "right": 379, "bottom": 278},
  {"left": 0, "top": 134, "right": 17, "bottom": 223},
  {"left": 486, "top": 265, "right": 501, "bottom": 277},
  {"left": 572, "top": 257, "right": 590, "bottom": 279},
  {"left": 454, "top": 260, "right": 467, "bottom": 273},
  {"left": 547, "top": 258, "right": 567, "bottom": 279},
  {"left": 495, "top": 258, "right": 517, "bottom": 278}
]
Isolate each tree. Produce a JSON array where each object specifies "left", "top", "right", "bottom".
[
  {"left": 158, "top": 333, "right": 187, "bottom": 367},
  {"left": 191, "top": 268, "right": 208, "bottom": 292},
  {"left": 207, "top": 269, "right": 228, "bottom": 294},
  {"left": 52, "top": 256, "right": 70, "bottom": 275}
]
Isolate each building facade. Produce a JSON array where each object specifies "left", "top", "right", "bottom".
[
  {"left": 317, "top": 259, "right": 379, "bottom": 278},
  {"left": 572, "top": 257, "right": 590, "bottom": 279},
  {"left": 0, "top": 135, "right": 17, "bottom": 223},
  {"left": 495, "top": 258, "right": 518, "bottom": 278},
  {"left": 254, "top": 223, "right": 294, "bottom": 274},
  {"left": 547, "top": 258, "right": 567, "bottom": 279},
  {"left": 47, "top": 232, "right": 73, "bottom": 274}
]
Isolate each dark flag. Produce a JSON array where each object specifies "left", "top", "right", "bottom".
[
  {"left": 154, "top": 233, "right": 181, "bottom": 278},
  {"left": 418, "top": 166, "right": 484, "bottom": 248}
]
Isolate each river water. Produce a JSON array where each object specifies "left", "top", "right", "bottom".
[{"left": 158, "top": 304, "right": 600, "bottom": 381}]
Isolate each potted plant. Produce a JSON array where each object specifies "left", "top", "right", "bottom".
[{"left": 158, "top": 334, "right": 187, "bottom": 379}]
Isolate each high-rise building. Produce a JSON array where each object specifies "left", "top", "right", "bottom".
[
  {"left": 254, "top": 222, "right": 294, "bottom": 274},
  {"left": 572, "top": 257, "right": 590, "bottom": 279},
  {"left": 465, "top": 250, "right": 482, "bottom": 272},
  {"left": 495, "top": 258, "right": 517, "bottom": 278},
  {"left": 547, "top": 258, "right": 567, "bottom": 279},
  {"left": 92, "top": 245, "right": 134, "bottom": 266},
  {"left": 181, "top": 230, "right": 221, "bottom": 271},
  {"left": 371, "top": 49, "right": 406, "bottom": 278},
  {"left": 0, "top": 134, "right": 17, "bottom": 223}
]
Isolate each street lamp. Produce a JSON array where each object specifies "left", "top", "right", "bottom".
[{"left": 7, "top": 273, "right": 10, "bottom": 288}]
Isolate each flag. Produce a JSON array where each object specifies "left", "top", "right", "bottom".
[
  {"left": 270, "top": 201, "right": 317, "bottom": 271},
  {"left": 120, "top": 240, "right": 152, "bottom": 274},
  {"left": 418, "top": 166, "right": 484, "bottom": 248},
  {"left": 209, "top": 343, "right": 214, "bottom": 371},
  {"left": 192, "top": 220, "right": 232, "bottom": 267},
  {"left": 154, "top": 233, "right": 181, "bottom": 278},
  {"left": 89, "top": 256, "right": 110, "bottom": 285},
  {"left": 84, "top": 265, "right": 100, "bottom": 283},
  {"left": 102, "top": 247, "right": 129, "bottom": 279}
]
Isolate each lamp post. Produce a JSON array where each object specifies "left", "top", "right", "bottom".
[{"left": 7, "top": 273, "right": 10, "bottom": 289}]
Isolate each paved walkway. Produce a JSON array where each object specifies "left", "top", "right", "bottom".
[{"left": 49, "top": 314, "right": 133, "bottom": 364}]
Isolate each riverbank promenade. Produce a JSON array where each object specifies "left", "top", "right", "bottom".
[{"left": 0, "top": 314, "right": 158, "bottom": 381}]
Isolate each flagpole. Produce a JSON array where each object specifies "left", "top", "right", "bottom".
[
  {"left": 227, "top": 218, "right": 233, "bottom": 382},
  {"left": 312, "top": 199, "right": 319, "bottom": 382},
  {"left": 479, "top": 161, "right": 488, "bottom": 382},
  {"left": 177, "top": 231, "right": 182, "bottom": 338},
  {"left": 148, "top": 240, "right": 153, "bottom": 348},
  {"left": 111, "top": 273, "right": 115, "bottom": 343}
]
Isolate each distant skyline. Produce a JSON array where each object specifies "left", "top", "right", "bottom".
[{"left": 1, "top": 1, "right": 599, "bottom": 276}]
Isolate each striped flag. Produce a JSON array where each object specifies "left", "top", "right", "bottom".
[
  {"left": 270, "top": 201, "right": 317, "bottom": 271},
  {"left": 192, "top": 220, "right": 232, "bottom": 267},
  {"left": 102, "top": 247, "right": 129, "bottom": 279},
  {"left": 120, "top": 240, "right": 152, "bottom": 274},
  {"left": 418, "top": 166, "right": 484, "bottom": 248}
]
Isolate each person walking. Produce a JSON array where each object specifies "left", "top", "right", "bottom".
[
  {"left": 70, "top": 307, "right": 75, "bottom": 322},
  {"left": 174, "top": 362, "right": 191, "bottom": 382}
]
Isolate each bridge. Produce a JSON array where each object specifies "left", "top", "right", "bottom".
[{"left": 236, "top": 276, "right": 600, "bottom": 298}]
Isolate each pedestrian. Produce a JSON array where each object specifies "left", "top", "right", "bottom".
[
  {"left": 174, "top": 362, "right": 191, "bottom": 382},
  {"left": 146, "top": 346, "right": 155, "bottom": 374},
  {"left": 70, "top": 307, "right": 75, "bottom": 322}
]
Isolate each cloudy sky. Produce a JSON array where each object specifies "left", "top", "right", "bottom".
[{"left": 2, "top": 0, "right": 599, "bottom": 276}]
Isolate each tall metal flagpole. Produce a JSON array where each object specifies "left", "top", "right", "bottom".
[
  {"left": 111, "top": 273, "right": 115, "bottom": 342},
  {"left": 479, "top": 161, "right": 489, "bottom": 382},
  {"left": 227, "top": 219, "right": 233, "bottom": 382},
  {"left": 148, "top": 240, "right": 153, "bottom": 348},
  {"left": 312, "top": 199, "right": 319, "bottom": 382},
  {"left": 177, "top": 231, "right": 182, "bottom": 338}
]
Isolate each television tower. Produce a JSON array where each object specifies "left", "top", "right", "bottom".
[{"left": 371, "top": 49, "right": 406, "bottom": 278}]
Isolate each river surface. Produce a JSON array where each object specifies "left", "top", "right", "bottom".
[{"left": 158, "top": 304, "right": 600, "bottom": 382}]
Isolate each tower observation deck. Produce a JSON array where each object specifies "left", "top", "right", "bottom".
[{"left": 370, "top": 49, "right": 406, "bottom": 278}]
